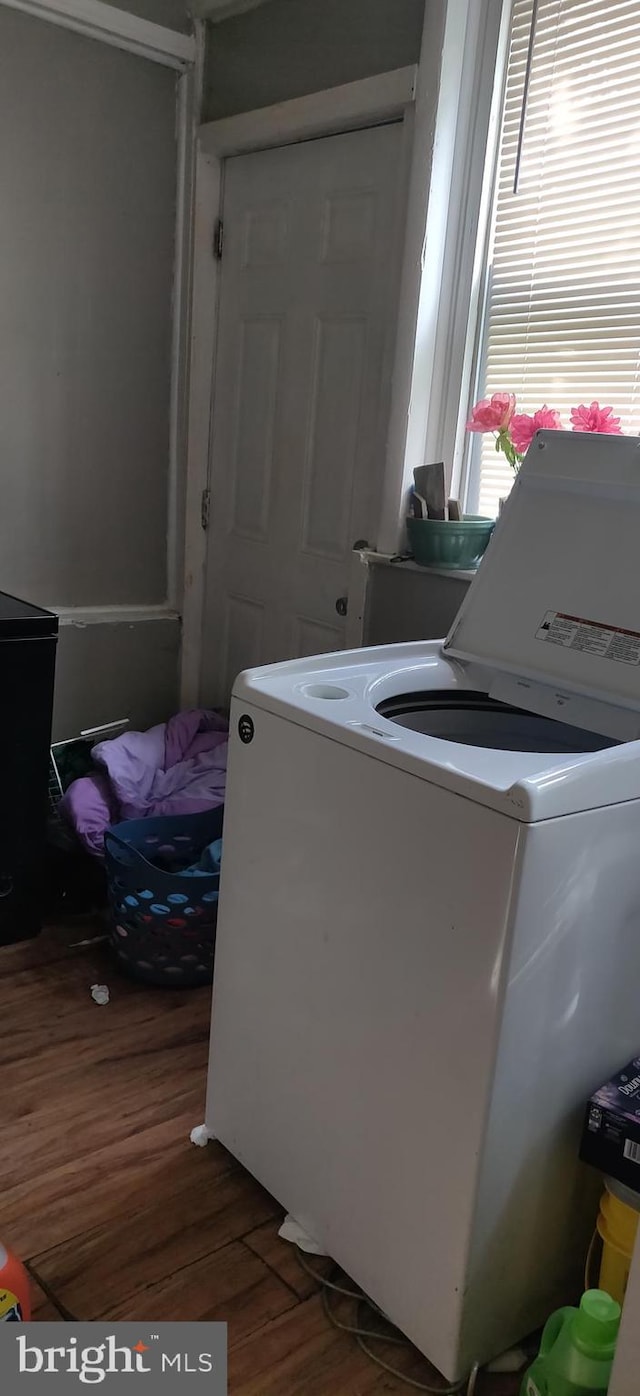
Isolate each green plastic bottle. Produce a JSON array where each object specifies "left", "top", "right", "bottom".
[{"left": 520, "top": 1290, "right": 621, "bottom": 1396}]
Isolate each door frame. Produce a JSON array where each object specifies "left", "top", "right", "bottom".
[
  {"left": 181, "top": 64, "right": 418, "bottom": 704},
  {"left": 0, "top": 0, "right": 195, "bottom": 67}
]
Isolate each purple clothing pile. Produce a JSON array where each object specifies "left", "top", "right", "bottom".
[{"left": 61, "top": 709, "right": 229, "bottom": 858}]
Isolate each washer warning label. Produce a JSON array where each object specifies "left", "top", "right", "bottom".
[{"left": 537, "top": 611, "right": 640, "bottom": 666}]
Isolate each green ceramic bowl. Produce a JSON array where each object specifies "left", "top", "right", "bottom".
[{"left": 406, "top": 515, "right": 495, "bottom": 570}]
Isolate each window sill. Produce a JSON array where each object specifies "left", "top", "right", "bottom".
[{"left": 363, "top": 552, "right": 477, "bottom": 584}]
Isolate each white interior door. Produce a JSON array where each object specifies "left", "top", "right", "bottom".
[{"left": 201, "top": 121, "right": 406, "bottom": 704}]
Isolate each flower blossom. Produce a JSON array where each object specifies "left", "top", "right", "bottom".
[
  {"left": 510, "top": 406, "right": 563, "bottom": 455},
  {"left": 466, "top": 393, "right": 516, "bottom": 433},
  {"left": 570, "top": 402, "right": 622, "bottom": 434}
]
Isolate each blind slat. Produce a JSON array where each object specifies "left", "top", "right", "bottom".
[{"left": 473, "top": 0, "right": 640, "bottom": 518}]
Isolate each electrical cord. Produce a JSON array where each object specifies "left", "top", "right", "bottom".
[
  {"left": 296, "top": 1248, "right": 480, "bottom": 1395},
  {"left": 318, "top": 1287, "right": 407, "bottom": 1346},
  {"left": 295, "top": 1247, "right": 386, "bottom": 1309},
  {"left": 465, "top": 1363, "right": 479, "bottom": 1396}
]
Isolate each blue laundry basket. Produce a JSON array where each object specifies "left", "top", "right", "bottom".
[{"left": 104, "top": 807, "right": 224, "bottom": 987}]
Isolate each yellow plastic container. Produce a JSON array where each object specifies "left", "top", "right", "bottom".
[{"left": 597, "top": 1180, "right": 640, "bottom": 1305}]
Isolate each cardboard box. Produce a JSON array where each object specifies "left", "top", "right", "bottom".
[{"left": 580, "top": 1055, "right": 640, "bottom": 1192}]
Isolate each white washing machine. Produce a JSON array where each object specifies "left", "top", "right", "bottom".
[{"left": 206, "top": 432, "right": 640, "bottom": 1383}]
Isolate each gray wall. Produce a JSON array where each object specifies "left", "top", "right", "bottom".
[
  {"left": 0, "top": 7, "right": 180, "bottom": 738},
  {"left": 0, "top": 8, "right": 176, "bottom": 607},
  {"left": 103, "top": 0, "right": 192, "bottom": 32},
  {"left": 53, "top": 617, "right": 180, "bottom": 739},
  {"left": 365, "top": 564, "right": 471, "bottom": 646},
  {"left": 204, "top": 0, "right": 426, "bottom": 120}
]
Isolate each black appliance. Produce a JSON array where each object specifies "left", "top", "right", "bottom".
[{"left": 0, "top": 592, "right": 57, "bottom": 943}]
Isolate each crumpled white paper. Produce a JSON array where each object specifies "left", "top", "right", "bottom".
[
  {"left": 90, "top": 983, "right": 110, "bottom": 1005},
  {"left": 190, "top": 1123, "right": 213, "bottom": 1147},
  {"left": 486, "top": 1348, "right": 528, "bottom": 1374},
  {"left": 278, "top": 1214, "right": 327, "bottom": 1255}
]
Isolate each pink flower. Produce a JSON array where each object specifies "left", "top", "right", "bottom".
[
  {"left": 511, "top": 405, "right": 563, "bottom": 455},
  {"left": 466, "top": 392, "right": 516, "bottom": 433},
  {"left": 570, "top": 402, "right": 622, "bottom": 434}
]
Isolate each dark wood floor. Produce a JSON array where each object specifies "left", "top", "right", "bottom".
[{"left": 0, "top": 924, "right": 520, "bottom": 1393}]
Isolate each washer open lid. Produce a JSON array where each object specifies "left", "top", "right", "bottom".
[{"left": 444, "top": 430, "right": 640, "bottom": 737}]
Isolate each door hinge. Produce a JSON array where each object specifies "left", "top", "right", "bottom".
[
  {"left": 214, "top": 218, "right": 224, "bottom": 260},
  {"left": 201, "top": 488, "right": 211, "bottom": 531}
]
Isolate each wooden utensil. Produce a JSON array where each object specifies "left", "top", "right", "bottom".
[
  {"left": 409, "top": 491, "right": 428, "bottom": 519},
  {"left": 414, "top": 463, "right": 446, "bottom": 520}
]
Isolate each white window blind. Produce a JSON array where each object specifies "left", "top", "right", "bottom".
[{"left": 470, "top": 0, "right": 640, "bottom": 518}]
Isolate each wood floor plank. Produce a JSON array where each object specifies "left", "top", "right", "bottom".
[
  {"left": 0, "top": 1061, "right": 209, "bottom": 1195},
  {"left": 0, "top": 930, "right": 209, "bottom": 1061},
  {"left": 0, "top": 926, "right": 522, "bottom": 1391},
  {"left": 243, "top": 1222, "right": 320, "bottom": 1300},
  {"left": 0, "top": 977, "right": 208, "bottom": 1104},
  {"left": 29, "top": 1276, "right": 65, "bottom": 1322},
  {"left": 229, "top": 1293, "right": 522, "bottom": 1395},
  {"left": 0, "top": 933, "right": 197, "bottom": 1006},
  {"left": 32, "top": 1166, "right": 280, "bottom": 1318},
  {"left": 0, "top": 940, "right": 132, "bottom": 1010},
  {"left": 0, "top": 923, "right": 103, "bottom": 979},
  {"left": 102, "top": 1239, "right": 298, "bottom": 1340},
  {"left": 0, "top": 942, "right": 212, "bottom": 1196},
  {"left": 228, "top": 1292, "right": 435, "bottom": 1395},
  {"left": 0, "top": 1024, "right": 207, "bottom": 1127},
  {"left": 2, "top": 1116, "right": 236, "bottom": 1259}
]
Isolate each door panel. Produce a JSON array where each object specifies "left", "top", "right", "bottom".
[
  {"left": 229, "top": 316, "right": 281, "bottom": 542},
  {"left": 202, "top": 122, "right": 406, "bottom": 704},
  {"left": 301, "top": 315, "right": 366, "bottom": 559}
]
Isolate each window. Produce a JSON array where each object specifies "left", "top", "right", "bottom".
[{"left": 465, "top": 0, "right": 640, "bottom": 518}]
